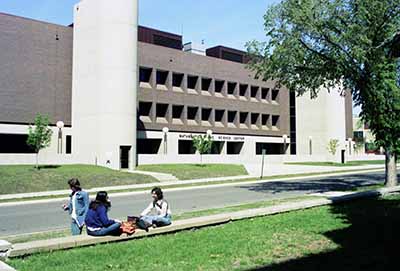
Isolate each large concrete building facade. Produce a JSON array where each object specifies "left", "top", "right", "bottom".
[{"left": 0, "top": 0, "right": 353, "bottom": 169}]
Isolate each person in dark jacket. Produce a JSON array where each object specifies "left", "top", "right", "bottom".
[
  {"left": 85, "top": 191, "right": 121, "bottom": 236},
  {"left": 62, "top": 178, "right": 89, "bottom": 235}
]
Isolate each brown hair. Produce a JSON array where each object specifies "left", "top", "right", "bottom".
[{"left": 68, "top": 178, "right": 81, "bottom": 191}]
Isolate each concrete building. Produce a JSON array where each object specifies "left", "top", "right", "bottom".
[{"left": 0, "top": 0, "right": 352, "bottom": 169}]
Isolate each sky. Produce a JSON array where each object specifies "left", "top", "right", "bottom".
[{"left": 0, "top": 0, "right": 280, "bottom": 50}]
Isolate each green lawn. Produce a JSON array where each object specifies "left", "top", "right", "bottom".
[
  {"left": 9, "top": 194, "right": 400, "bottom": 271},
  {"left": 286, "top": 160, "right": 386, "bottom": 167},
  {"left": 136, "top": 164, "right": 249, "bottom": 180},
  {"left": 0, "top": 165, "right": 158, "bottom": 195}
]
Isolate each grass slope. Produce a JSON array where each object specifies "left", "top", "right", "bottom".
[
  {"left": 0, "top": 165, "right": 158, "bottom": 195},
  {"left": 136, "top": 164, "right": 249, "bottom": 180}
]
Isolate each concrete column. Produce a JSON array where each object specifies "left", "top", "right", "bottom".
[{"left": 72, "top": 0, "right": 138, "bottom": 169}]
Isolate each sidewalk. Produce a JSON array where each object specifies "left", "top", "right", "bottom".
[{"left": 0, "top": 164, "right": 386, "bottom": 202}]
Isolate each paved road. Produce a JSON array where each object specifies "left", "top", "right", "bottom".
[{"left": 0, "top": 171, "right": 388, "bottom": 236}]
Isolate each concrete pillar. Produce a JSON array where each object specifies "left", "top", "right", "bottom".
[{"left": 72, "top": 0, "right": 138, "bottom": 170}]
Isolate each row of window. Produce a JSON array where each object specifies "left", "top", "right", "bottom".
[
  {"left": 139, "top": 102, "right": 280, "bottom": 130},
  {"left": 139, "top": 67, "right": 280, "bottom": 103},
  {"left": 138, "top": 139, "right": 285, "bottom": 155}
]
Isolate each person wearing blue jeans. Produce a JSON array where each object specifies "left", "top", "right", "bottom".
[
  {"left": 140, "top": 187, "right": 172, "bottom": 228},
  {"left": 85, "top": 191, "right": 122, "bottom": 236},
  {"left": 62, "top": 179, "right": 89, "bottom": 235}
]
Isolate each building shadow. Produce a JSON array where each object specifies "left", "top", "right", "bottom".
[{"left": 246, "top": 194, "right": 400, "bottom": 271}]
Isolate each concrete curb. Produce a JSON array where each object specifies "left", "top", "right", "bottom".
[
  {"left": 0, "top": 261, "right": 16, "bottom": 271},
  {"left": 4, "top": 185, "right": 400, "bottom": 259}
]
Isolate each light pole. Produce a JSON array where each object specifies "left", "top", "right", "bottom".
[
  {"left": 348, "top": 137, "right": 352, "bottom": 155},
  {"left": 309, "top": 136, "right": 313, "bottom": 155},
  {"left": 162, "top": 127, "right": 169, "bottom": 155},
  {"left": 56, "top": 121, "right": 64, "bottom": 154},
  {"left": 282, "top": 134, "right": 288, "bottom": 155}
]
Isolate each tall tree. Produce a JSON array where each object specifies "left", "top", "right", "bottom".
[
  {"left": 247, "top": 0, "right": 400, "bottom": 186},
  {"left": 27, "top": 114, "right": 53, "bottom": 169}
]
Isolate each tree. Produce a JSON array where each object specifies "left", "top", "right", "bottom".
[
  {"left": 247, "top": 0, "right": 400, "bottom": 187},
  {"left": 192, "top": 134, "right": 213, "bottom": 164},
  {"left": 27, "top": 114, "right": 53, "bottom": 169},
  {"left": 327, "top": 139, "right": 340, "bottom": 156}
]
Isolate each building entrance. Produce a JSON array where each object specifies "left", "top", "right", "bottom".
[{"left": 120, "top": 146, "right": 131, "bottom": 169}]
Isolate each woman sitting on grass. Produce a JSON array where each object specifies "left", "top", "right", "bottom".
[
  {"left": 140, "top": 187, "right": 172, "bottom": 228},
  {"left": 85, "top": 191, "right": 121, "bottom": 236}
]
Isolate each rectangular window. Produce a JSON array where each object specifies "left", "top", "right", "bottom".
[
  {"left": 139, "top": 102, "right": 152, "bottom": 117},
  {"left": 139, "top": 67, "right": 152, "bottom": 84},
  {"left": 66, "top": 135, "right": 72, "bottom": 154},
  {"left": 227, "top": 82, "right": 237, "bottom": 96},
  {"left": 215, "top": 80, "right": 225, "bottom": 94},
  {"left": 187, "top": 75, "right": 199, "bottom": 90},
  {"left": 187, "top": 106, "right": 199, "bottom": 121},
  {"left": 156, "top": 70, "right": 169, "bottom": 90},
  {"left": 172, "top": 73, "right": 184, "bottom": 88},
  {"left": 172, "top": 105, "right": 184, "bottom": 124},
  {"left": 227, "top": 142, "right": 244, "bottom": 155},
  {"left": 156, "top": 103, "right": 169, "bottom": 123},
  {"left": 228, "top": 111, "right": 237, "bottom": 125},
  {"left": 137, "top": 139, "right": 162, "bottom": 154},
  {"left": 272, "top": 89, "right": 280, "bottom": 102},
  {"left": 272, "top": 115, "right": 280, "bottom": 129},
  {"left": 251, "top": 86, "right": 259, "bottom": 99},
  {"left": 239, "top": 84, "right": 248, "bottom": 97},
  {"left": 262, "top": 114, "right": 270, "bottom": 129},
  {"left": 0, "top": 134, "right": 34, "bottom": 153},
  {"left": 215, "top": 109, "right": 225, "bottom": 126},
  {"left": 261, "top": 88, "right": 269, "bottom": 101},
  {"left": 201, "top": 78, "right": 212, "bottom": 93},
  {"left": 240, "top": 112, "right": 248, "bottom": 124},
  {"left": 202, "top": 108, "right": 212, "bottom": 122},
  {"left": 178, "top": 140, "right": 196, "bottom": 154},
  {"left": 251, "top": 113, "right": 259, "bottom": 125}
]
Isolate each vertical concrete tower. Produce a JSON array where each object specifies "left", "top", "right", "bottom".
[
  {"left": 72, "top": 0, "right": 138, "bottom": 169},
  {"left": 295, "top": 88, "right": 347, "bottom": 157}
]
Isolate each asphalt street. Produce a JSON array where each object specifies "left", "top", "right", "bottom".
[{"left": 0, "top": 171, "right": 387, "bottom": 236}]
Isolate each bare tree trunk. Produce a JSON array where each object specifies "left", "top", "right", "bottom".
[
  {"left": 200, "top": 153, "right": 203, "bottom": 164},
  {"left": 385, "top": 150, "right": 397, "bottom": 187},
  {"left": 36, "top": 152, "right": 39, "bottom": 170}
]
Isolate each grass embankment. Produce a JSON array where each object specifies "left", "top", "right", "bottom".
[
  {"left": 136, "top": 164, "right": 248, "bottom": 180},
  {"left": 286, "top": 160, "right": 385, "bottom": 167},
  {"left": 10, "top": 194, "right": 400, "bottom": 271},
  {"left": 0, "top": 165, "right": 158, "bottom": 195}
]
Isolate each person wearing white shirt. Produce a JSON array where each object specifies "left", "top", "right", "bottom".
[{"left": 140, "top": 187, "right": 172, "bottom": 228}]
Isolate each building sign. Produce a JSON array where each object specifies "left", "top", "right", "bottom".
[{"left": 178, "top": 134, "right": 245, "bottom": 142}]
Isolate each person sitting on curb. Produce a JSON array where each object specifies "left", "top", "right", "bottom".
[
  {"left": 85, "top": 191, "right": 122, "bottom": 236},
  {"left": 62, "top": 178, "right": 89, "bottom": 235},
  {"left": 140, "top": 187, "right": 172, "bottom": 228}
]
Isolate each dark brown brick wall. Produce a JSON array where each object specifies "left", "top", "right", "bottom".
[{"left": 0, "top": 13, "right": 73, "bottom": 125}]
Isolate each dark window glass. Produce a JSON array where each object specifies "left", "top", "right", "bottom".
[
  {"left": 0, "top": 134, "right": 35, "bottom": 153},
  {"left": 66, "top": 135, "right": 72, "bottom": 154}
]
